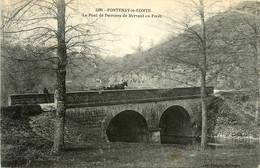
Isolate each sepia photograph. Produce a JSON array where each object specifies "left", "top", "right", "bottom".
[{"left": 1, "top": 0, "right": 259, "bottom": 167}]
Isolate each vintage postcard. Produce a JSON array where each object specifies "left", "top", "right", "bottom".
[{"left": 1, "top": 0, "right": 259, "bottom": 167}]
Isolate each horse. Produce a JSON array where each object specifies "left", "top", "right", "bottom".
[{"left": 104, "top": 81, "right": 128, "bottom": 90}]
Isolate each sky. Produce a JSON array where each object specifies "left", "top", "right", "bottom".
[{"left": 3, "top": 0, "right": 252, "bottom": 57}]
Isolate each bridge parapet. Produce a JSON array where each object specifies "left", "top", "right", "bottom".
[{"left": 10, "top": 87, "right": 214, "bottom": 107}]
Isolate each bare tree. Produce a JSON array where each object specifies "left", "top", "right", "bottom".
[
  {"left": 2, "top": 0, "right": 109, "bottom": 154},
  {"left": 132, "top": 36, "right": 144, "bottom": 53},
  {"left": 159, "top": 0, "right": 235, "bottom": 149},
  {"left": 199, "top": 0, "right": 208, "bottom": 149}
]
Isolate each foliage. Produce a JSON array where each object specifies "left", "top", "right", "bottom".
[
  {"left": 208, "top": 91, "right": 260, "bottom": 138},
  {"left": 1, "top": 44, "right": 57, "bottom": 106}
]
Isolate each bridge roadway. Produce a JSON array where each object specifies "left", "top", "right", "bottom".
[
  {"left": 10, "top": 87, "right": 214, "bottom": 144},
  {"left": 10, "top": 87, "right": 213, "bottom": 107}
]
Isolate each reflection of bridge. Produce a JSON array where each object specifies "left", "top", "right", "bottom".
[{"left": 10, "top": 87, "right": 214, "bottom": 144}]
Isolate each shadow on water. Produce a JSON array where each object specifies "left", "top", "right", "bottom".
[
  {"left": 161, "top": 134, "right": 260, "bottom": 149},
  {"left": 207, "top": 137, "right": 260, "bottom": 148}
]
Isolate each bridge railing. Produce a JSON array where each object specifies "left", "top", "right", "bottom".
[
  {"left": 9, "top": 87, "right": 214, "bottom": 107},
  {"left": 9, "top": 93, "right": 55, "bottom": 106}
]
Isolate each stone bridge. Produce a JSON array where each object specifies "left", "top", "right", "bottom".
[{"left": 10, "top": 87, "right": 214, "bottom": 144}]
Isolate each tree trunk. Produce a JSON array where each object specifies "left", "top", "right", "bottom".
[
  {"left": 255, "top": 37, "right": 259, "bottom": 125},
  {"left": 199, "top": 0, "right": 208, "bottom": 149},
  {"left": 53, "top": 0, "right": 67, "bottom": 154},
  {"left": 53, "top": 101, "right": 65, "bottom": 153},
  {"left": 200, "top": 70, "right": 207, "bottom": 149},
  {"left": 255, "top": 5, "right": 259, "bottom": 125}
]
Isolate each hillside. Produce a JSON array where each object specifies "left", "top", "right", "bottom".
[{"left": 74, "top": 1, "right": 259, "bottom": 91}]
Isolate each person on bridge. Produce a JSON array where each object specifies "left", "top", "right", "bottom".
[{"left": 44, "top": 87, "right": 50, "bottom": 103}]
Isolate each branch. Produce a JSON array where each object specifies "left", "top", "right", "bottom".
[
  {"left": 4, "top": 0, "right": 35, "bottom": 27},
  {"left": 34, "top": 3, "right": 58, "bottom": 15},
  {"left": 5, "top": 26, "right": 57, "bottom": 34}
]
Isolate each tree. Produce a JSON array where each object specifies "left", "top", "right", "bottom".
[
  {"left": 1, "top": 45, "right": 56, "bottom": 96},
  {"left": 53, "top": 0, "right": 67, "bottom": 154},
  {"left": 159, "top": 0, "right": 236, "bottom": 149},
  {"left": 2, "top": 0, "right": 107, "bottom": 154},
  {"left": 132, "top": 36, "right": 144, "bottom": 53}
]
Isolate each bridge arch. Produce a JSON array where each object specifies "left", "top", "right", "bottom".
[
  {"left": 106, "top": 110, "right": 149, "bottom": 143},
  {"left": 159, "top": 105, "right": 192, "bottom": 144}
]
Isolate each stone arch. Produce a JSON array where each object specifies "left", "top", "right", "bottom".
[
  {"left": 106, "top": 110, "right": 149, "bottom": 143},
  {"left": 159, "top": 105, "right": 192, "bottom": 144}
]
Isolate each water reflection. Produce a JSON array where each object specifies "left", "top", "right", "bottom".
[
  {"left": 160, "top": 135, "right": 260, "bottom": 148},
  {"left": 208, "top": 137, "right": 260, "bottom": 148}
]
